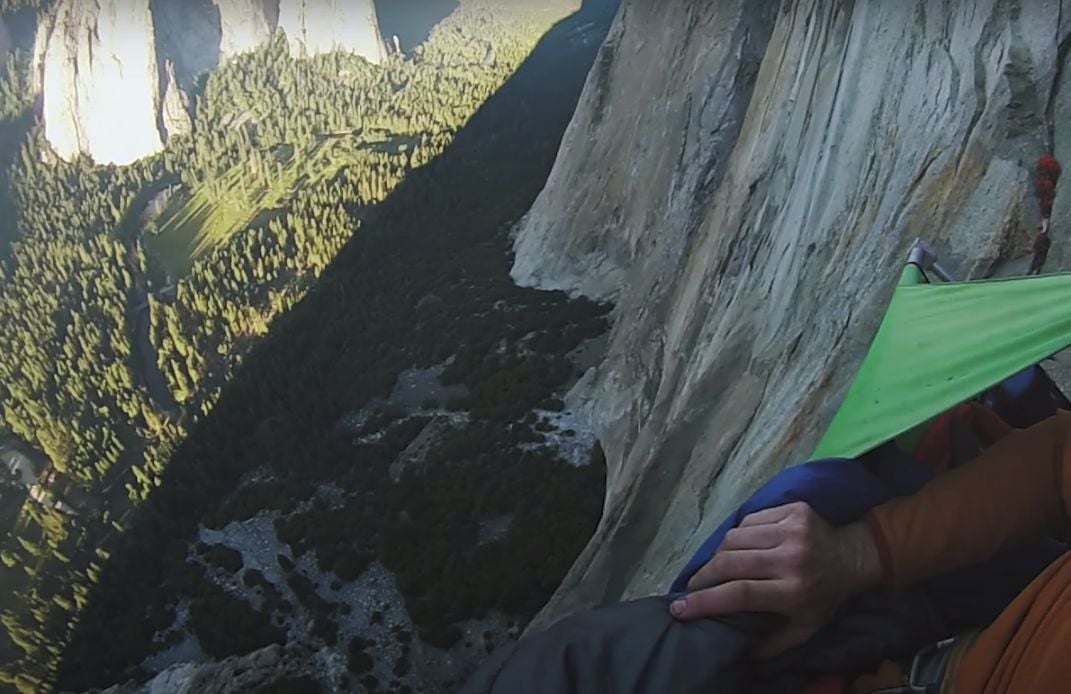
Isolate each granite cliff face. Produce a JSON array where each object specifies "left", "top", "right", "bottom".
[
  {"left": 513, "top": 0, "right": 1071, "bottom": 629},
  {"left": 161, "top": 58, "right": 193, "bottom": 139},
  {"left": 38, "top": 0, "right": 164, "bottom": 165},
  {"left": 278, "top": 0, "right": 385, "bottom": 61},
  {"left": 215, "top": 0, "right": 278, "bottom": 60},
  {"left": 33, "top": 0, "right": 385, "bottom": 165}
]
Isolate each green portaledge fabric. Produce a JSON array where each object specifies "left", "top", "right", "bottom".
[{"left": 813, "top": 270, "right": 1071, "bottom": 461}]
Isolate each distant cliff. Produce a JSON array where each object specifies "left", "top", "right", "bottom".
[
  {"left": 32, "top": 0, "right": 385, "bottom": 165},
  {"left": 279, "top": 0, "right": 384, "bottom": 61},
  {"left": 216, "top": 0, "right": 278, "bottom": 60},
  {"left": 38, "top": 0, "right": 164, "bottom": 165},
  {"left": 512, "top": 0, "right": 1071, "bottom": 629}
]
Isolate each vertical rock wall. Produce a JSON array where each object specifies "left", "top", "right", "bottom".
[
  {"left": 215, "top": 0, "right": 278, "bottom": 59},
  {"left": 40, "top": 0, "right": 164, "bottom": 165},
  {"left": 512, "top": 0, "right": 1071, "bottom": 629},
  {"left": 161, "top": 59, "right": 192, "bottom": 139},
  {"left": 278, "top": 0, "right": 384, "bottom": 62}
]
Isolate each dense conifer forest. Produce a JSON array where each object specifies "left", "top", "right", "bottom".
[{"left": 0, "top": 1, "right": 616, "bottom": 691}]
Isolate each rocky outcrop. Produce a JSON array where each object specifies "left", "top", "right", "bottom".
[
  {"left": 161, "top": 59, "right": 193, "bottom": 139},
  {"left": 30, "top": 9, "right": 50, "bottom": 96},
  {"left": 513, "top": 0, "right": 1071, "bottom": 630},
  {"left": 99, "top": 644, "right": 313, "bottom": 694},
  {"left": 39, "top": 0, "right": 164, "bottom": 165},
  {"left": 215, "top": 0, "right": 278, "bottom": 59},
  {"left": 148, "top": 0, "right": 281, "bottom": 90},
  {"left": 278, "top": 0, "right": 385, "bottom": 62},
  {"left": 150, "top": 0, "right": 280, "bottom": 78}
]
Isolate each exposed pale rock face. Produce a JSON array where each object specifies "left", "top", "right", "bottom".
[
  {"left": 278, "top": 0, "right": 385, "bottom": 62},
  {"left": 149, "top": 0, "right": 279, "bottom": 89},
  {"left": 214, "top": 0, "right": 279, "bottom": 60},
  {"left": 513, "top": 0, "right": 1071, "bottom": 630},
  {"left": 40, "top": 0, "right": 164, "bottom": 165},
  {"left": 99, "top": 644, "right": 306, "bottom": 694},
  {"left": 31, "top": 8, "right": 52, "bottom": 96},
  {"left": 161, "top": 59, "right": 192, "bottom": 139}
]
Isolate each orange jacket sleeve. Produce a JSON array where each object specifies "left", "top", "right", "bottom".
[{"left": 866, "top": 410, "right": 1071, "bottom": 592}]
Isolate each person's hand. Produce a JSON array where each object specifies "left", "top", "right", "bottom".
[{"left": 668, "top": 502, "right": 882, "bottom": 659}]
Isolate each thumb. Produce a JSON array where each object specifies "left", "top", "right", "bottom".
[{"left": 751, "top": 623, "right": 817, "bottom": 661}]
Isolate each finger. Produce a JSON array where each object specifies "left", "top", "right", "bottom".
[
  {"left": 737, "top": 503, "right": 801, "bottom": 528},
  {"left": 670, "top": 580, "right": 788, "bottom": 621},
  {"left": 751, "top": 623, "right": 818, "bottom": 660},
  {"left": 718, "top": 524, "right": 783, "bottom": 552},
  {"left": 686, "top": 549, "right": 778, "bottom": 591}
]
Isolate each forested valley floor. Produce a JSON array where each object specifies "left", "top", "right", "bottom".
[{"left": 0, "top": 2, "right": 617, "bottom": 691}]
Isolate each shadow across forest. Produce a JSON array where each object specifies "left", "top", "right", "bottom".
[{"left": 55, "top": 0, "right": 620, "bottom": 690}]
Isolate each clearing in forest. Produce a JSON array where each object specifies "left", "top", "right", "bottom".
[{"left": 146, "top": 133, "right": 417, "bottom": 278}]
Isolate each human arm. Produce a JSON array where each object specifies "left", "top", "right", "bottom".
[
  {"left": 670, "top": 411, "right": 1071, "bottom": 656},
  {"left": 669, "top": 502, "right": 881, "bottom": 658},
  {"left": 867, "top": 410, "right": 1071, "bottom": 591}
]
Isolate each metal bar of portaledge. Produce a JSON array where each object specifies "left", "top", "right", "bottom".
[{"left": 907, "top": 240, "right": 957, "bottom": 282}]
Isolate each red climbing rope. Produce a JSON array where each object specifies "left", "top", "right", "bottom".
[
  {"left": 1029, "top": 155, "right": 1062, "bottom": 275},
  {"left": 1036, "top": 155, "right": 1062, "bottom": 218}
]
